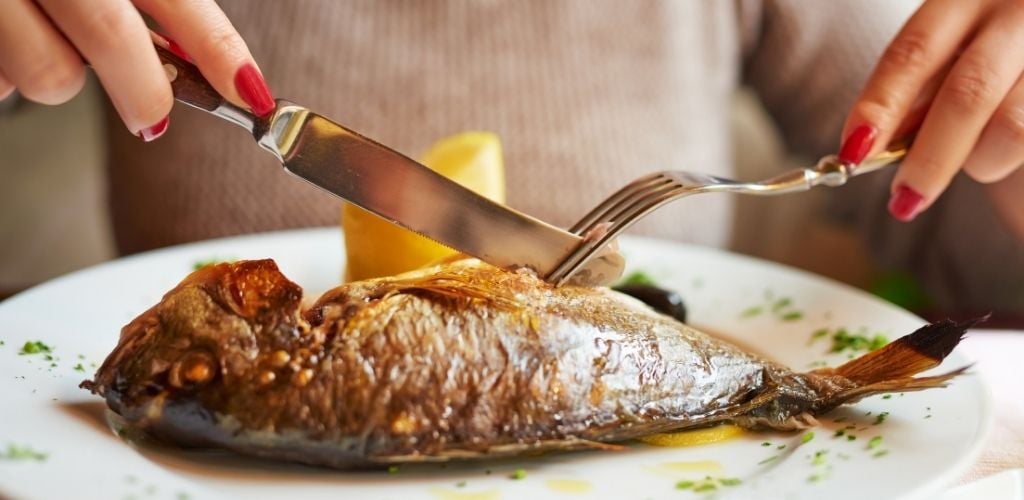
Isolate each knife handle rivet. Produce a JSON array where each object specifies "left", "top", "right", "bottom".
[{"left": 162, "top": 63, "right": 178, "bottom": 83}]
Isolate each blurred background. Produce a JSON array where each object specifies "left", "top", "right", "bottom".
[{"left": 0, "top": 78, "right": 874, "bottom": 299}]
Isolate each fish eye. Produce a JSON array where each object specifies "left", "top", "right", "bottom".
[{"left": 167, "top": 350, "right": 218, "bottom": 390}]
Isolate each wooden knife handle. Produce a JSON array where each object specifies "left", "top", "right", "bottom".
[{"left": 153, "top": 43, "right": 224, "bottom": 113}]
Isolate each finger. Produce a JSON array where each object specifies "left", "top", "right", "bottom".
[
  {"left": 0, "top": 0, "right": 85, "bottom": 104},
  {"left": 36, "top": 0, "right": 172, "bottom": 138},
  {"left": 962, "top": 73, "right": 1024, "bottom": 183},
  {"left": 0, "top": 70, "right": 15, "bottom": 101},
  {"left": 839, "top": 0, "right": 988, "bottom": 164},
  {"left": 135, "top": 0, "right": 275, "bottom": 117},
  {"left": 891, "top": 5, "right": 1024, "bottom": 220}
]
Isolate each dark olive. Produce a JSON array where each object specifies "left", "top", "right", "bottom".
[{"left": 612, "top": 284, "right": 687, "bottom": 323}]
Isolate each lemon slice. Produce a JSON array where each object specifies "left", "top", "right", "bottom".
[
  {"left": 342, "top": 132, "right": 506, "bottom": 281},
  {"left": 636, "top": 424, "right": 744, "bottom": 447}
]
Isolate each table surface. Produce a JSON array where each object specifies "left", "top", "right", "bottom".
[{"left": 958, "top": 329, "right": 1024, "bottom": 482}]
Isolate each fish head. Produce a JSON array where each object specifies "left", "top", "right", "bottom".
[{"left": 82, "top": 260, "right": 304, "bottom": 425}]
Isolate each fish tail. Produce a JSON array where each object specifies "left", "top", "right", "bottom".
[{"left": 831, "top": 316, "right": 984, "bottom": 385}]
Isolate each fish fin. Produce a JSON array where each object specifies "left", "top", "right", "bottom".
[
  {"left": 827, "top": 316, "right": 985, "bottom": 385},
  {"left": 829, "top": 365, "right": 971, "bottom": 405}
]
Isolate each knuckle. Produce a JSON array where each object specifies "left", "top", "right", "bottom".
[
  {"left": 81, "top": 5, "right": 143, "bottom": 53},
  {"left": 17, "top": 58, "right": 85, "bottom": 104},
  {"left": 943, "top": 60, "right": 1001, "bottom": 111},
  {"left": 992, "top": 103, "right": 1024, "bottom": 143},
  {"left": 199, "top": 22, "right": 247, "bottom": 62},
  {"left": 881, "top": 30, "right": 932, "bottom": 72}
]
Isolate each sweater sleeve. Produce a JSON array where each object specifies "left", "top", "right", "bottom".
[{"left": 739, "top": 0, "right": 918, "bottom": 159}]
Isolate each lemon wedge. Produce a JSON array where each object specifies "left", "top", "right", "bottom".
[
  {"left": 636, "top": 425, "right": 745, "bottom": 447},
  {"left": 342, "top": 131, "right": 506, "bottom": 281}
]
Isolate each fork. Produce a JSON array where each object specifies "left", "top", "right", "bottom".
[{"left": 546, "top": 142, "right": 910, "bottom": 286}]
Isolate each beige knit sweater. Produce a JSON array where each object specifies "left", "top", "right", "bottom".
[{"left": 107, "top": 0, "right": 1024, "bottom": 312}]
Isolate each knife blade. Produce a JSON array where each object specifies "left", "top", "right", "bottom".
[
  {"left": 151, "top": 40, "right": 622, "bottom": 283},
  {"left": 256, "top": 102, "right": 584, "bottom": 276}
]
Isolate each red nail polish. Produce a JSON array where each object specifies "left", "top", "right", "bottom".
[
  {"left": 839, "top": 124, "right": 878, "bottom": 165},
  {"left": 137, "top": 116, "right": 170, "bottom": 142},
  {"left": 166, "top": 39, "right": 193, "bottom": 63},
  {"left": 234, "top": 64, "right": 275, "bottom": 117},
  {"left": 888, "top": 184, "right": 924, "bottom": 222}
]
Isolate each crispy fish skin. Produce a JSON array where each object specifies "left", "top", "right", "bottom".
[{"left": 82, "top": 259, "right": 971, "bottom": 468}]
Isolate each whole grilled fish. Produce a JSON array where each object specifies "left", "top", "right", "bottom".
[{"left": 82, "top": 259, "right": 971, "bottom": 468}]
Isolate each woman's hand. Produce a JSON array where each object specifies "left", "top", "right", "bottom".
[
  {"left": 841, "top": 0, "right": 1024, "bottom": 221},
  {"left": 0, "top": 0, "right": 274, "bottom": 141}
]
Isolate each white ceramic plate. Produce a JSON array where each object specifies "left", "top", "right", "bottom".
[{"left": 0, "top": 228, "right": 991, "bottom": 500}]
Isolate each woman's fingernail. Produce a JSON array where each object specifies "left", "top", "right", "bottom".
[
  {"left": 137, "top": 116, "right": 170, "bottom": 142},
  {"left": 888, "top": 184, "right": 925, "bottom": 222},
  {"left": 166, "top": 38, "right": 193, "bottom": 63},
  {"left": 234, "top": 63, "right": 275, "bottom": 117},
  {"left": 839, "top": 124, "right": 878, "bottom": 165}
]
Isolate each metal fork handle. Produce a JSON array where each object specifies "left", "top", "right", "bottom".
[{"left": 548, "top": 141, "right": 911, "bottom": 286}]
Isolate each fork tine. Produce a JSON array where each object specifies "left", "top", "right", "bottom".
[
  {"left": 550, "top": 184, "right": 691, "bottom": 285},
  {"left": 568, "top": 173, "right": 671, "bottom": 234}
]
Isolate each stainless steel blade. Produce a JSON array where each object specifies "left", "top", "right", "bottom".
[{"left": 256, "top": 102, "right": 583, "bottom": 276}]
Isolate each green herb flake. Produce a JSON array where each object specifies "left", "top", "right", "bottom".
[
  {"left": 771, "top": 297, "right": 793, "bottom": 313},
  {"left": 777, "top": 444, "right": 787, "bottom": 450},
  {"left": 675, "top": 480, "right": 695, "bottom": 490},
  {"left": 827, "top": 329, "right": 890, "bottom": 354},
  {"left": 175, "top": 493, "right": 191, "bottom": 500},
  {"left": 387, "top": 465, "right": 399, "bottom": 475},
  {"left": 0, "top": 443, "right": 48, "bottom": 461},
  {"left": 693, "top": 483, "right": 717, "bottom": 493},
  {"left": 720, "top": 478, "right": 742, "bottom": 487},
  {"left": 19, "top": 341, "right": 52, "bottom": 355},
  {"left": 924, "top": 414, "right": 932, "bottom": 419},
  {"left": 73, "top": 363, "right": 85, "bottom": 372},
  {"left": 833, "top": 429, "right": 845, "bottom": 438},
  {"left": 511, "top": 468, "right": 527, "bottom": 480},
  {"left": 867, "top": 436, "right": 883, "bottom": 450},
  {"left": 808, "top": 473, "right": 826, "bottom": 483},
  {"left": 873, "top": 450, "right": 890, "bottom": 458},
  {"left": 780, "top": 311, "right": 804, "bottom": 322},
  {"left": 882, "top": 394, "right": 892, "bottom": 399},
  {"left": 485, "top": 469, "right": 492, "bottom": 475},
  {"left": 740, "top": 306, "right": 764, "bottom": 318},
  {"left": 761, "top": 441, "right": 771, "bottom": 447},
  {"left": 811, "top": 450, "right": 829, "bottom": 466},
  {"left": 873, "top": 412, "right": 890, "bottom": 425},
  {"left": 758, "top": 456, "right": 778, "bottom": 465},
  {"left": 847, "top": 435, "right": 856, "bottom": 441},
  {"left": 456, "top": 481, "right": 467, "bottom": 488},
  {"left": 801, "top": 432, "right": 815, "bottom": 444},
  {"left": 809, "top": 328, "right": 829, "bottom": 345},
  {"left": 617, "top": 271, "right": 656, "bottom": 287}
]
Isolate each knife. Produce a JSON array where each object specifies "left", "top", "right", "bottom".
[{"left": 152, "top": 41, "right": 622, "bottom": 284}]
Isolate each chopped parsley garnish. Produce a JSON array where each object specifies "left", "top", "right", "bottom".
[
  {"left": 456, "top": 481, "right": 467, "bottom": 488},
  {"left": 780, "top": 311, "right": 804, "bottom": 322},
  {"left": 808, "top": 473, "right": 827, "bottom": 483},
  {"left": 811, "top": 450, "right": 828, "bottom": 466},
  {"left": 192, "top": 257, "right": 236, "bottom": 271},
  {"left": 834, "top": 429, "right": 846, "bottom": 438},
  {"left": 617, "top": 271, "right": 656, "bottom": 287},
  {"left": 761, "top": 441, "right": 771, "bottom": 447},
  {"left": 511, "top": 468, "right": 527, "bottom": 480},
  {"left": 777, "top": 444, "right": 787, "bottom": 450},
  {"left": 740, "top": 306, "right": 764, "bottom": 318},
  {"left": 0, "top": 443, "right": 48, "bottom": 461},
  {"left": 882, "top": 394, "right": 892, "bottom": 399},
  {"left": 828, "top": 328, "right": 889, "bottom": 354},
  {"left": 73, "top": 363, "right": 85, "bottom": 372},
  {"left": 758, "top": 456, "right": 778, "bottom": 465},
  {"left": 801, "top": 432, "right": 815, "bottom": 444},
  {"left": 873, "top": 450, "right": 889, "bottom": 458},
  {"left": 809, "top": 328, "right": 829, "bottom": 345},
  {"left": 771, "top": 298, "right": 792, "bottom": 313},
  {"left": 742, "top": 295, "right": 804, "bottom": 321},
  {"left": 867, "top": 436, "right": 883, "bottom": 450},
  {"left": 847, "top": 435, "right": 856, "bottom": 441},
  {"left": 19, "top": 341, "right": 52, "bottom": 355},
  {"left": 873, "top": 412, "right": 890, "bottom": 425},
  {"left": 677, "top": 477, "right": 741, "bottom": 492},
  {"left": 387, "top": 465, "right": 399, "bottom": 474}
]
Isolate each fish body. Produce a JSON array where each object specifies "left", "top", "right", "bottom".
[{"left": 83, "top": 259, "right": 969, "bottom": 468}]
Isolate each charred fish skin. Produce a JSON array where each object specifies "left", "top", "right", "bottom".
[{"left": 83, "top": 259, "right": 972, "bottom": 469}]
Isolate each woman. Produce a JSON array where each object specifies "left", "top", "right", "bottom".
[{"left": 1, "top": 0, "right": 1021, "bottom": 314}]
